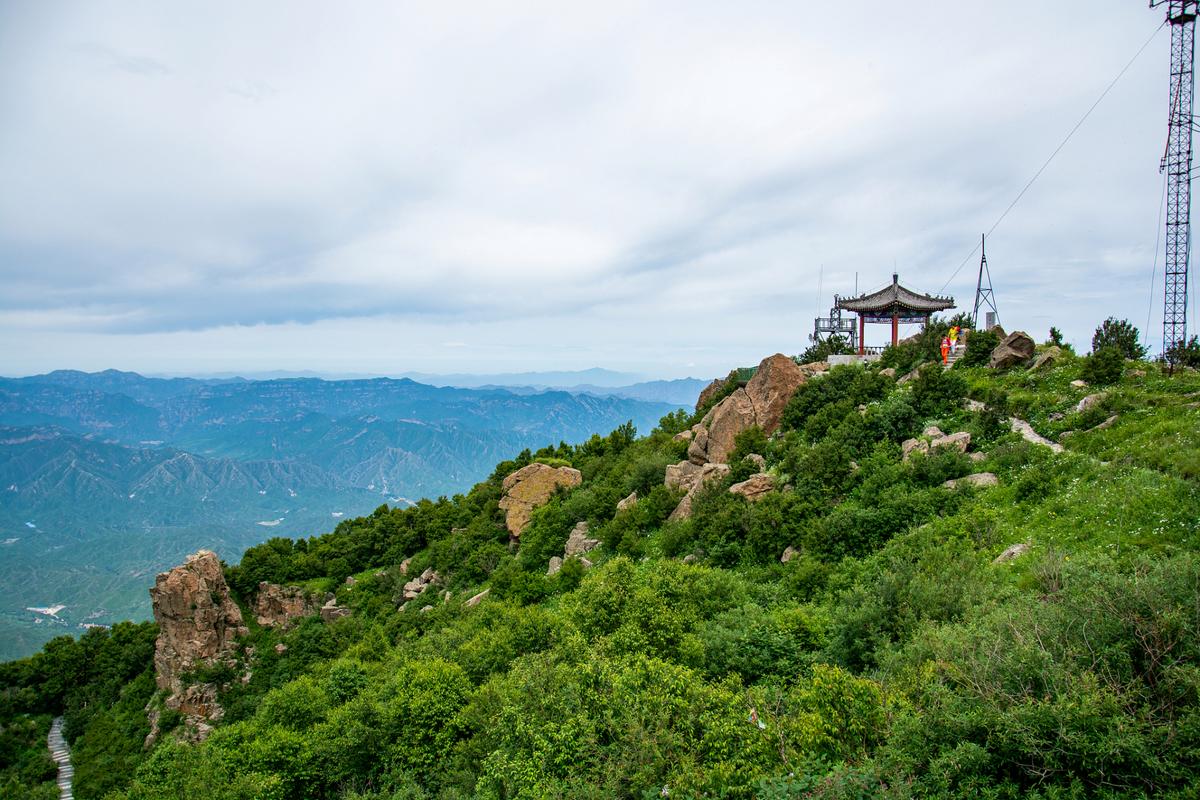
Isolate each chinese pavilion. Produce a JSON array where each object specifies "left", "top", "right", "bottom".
[{"left": 835, "top": 274, "right": 955, "bottom": 355}]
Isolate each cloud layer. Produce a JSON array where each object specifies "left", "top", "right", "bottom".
[{"left": 0, "top": 1, "right": 1178, "bottom": 377}]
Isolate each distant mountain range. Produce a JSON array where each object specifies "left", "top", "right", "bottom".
[{"left": 0, "top": 370, "right": 691, "bottom": 660}]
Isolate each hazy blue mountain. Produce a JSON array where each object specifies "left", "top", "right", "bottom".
[{"left": 0, "top": 371, "right": 684, "bottom": 660}]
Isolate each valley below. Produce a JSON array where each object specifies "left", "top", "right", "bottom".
[{"left": 0, "top": 370, "right": 689, "bottom": 660}]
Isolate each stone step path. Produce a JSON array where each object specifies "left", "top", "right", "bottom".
[{"left": 47, "top": 716, "right": 74, "bottom": 800}]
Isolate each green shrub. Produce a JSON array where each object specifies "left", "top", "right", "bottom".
[
  {"left": 1091, "top": 317, "right": 1148, "bottom": 359},
  {"left": 957, "top": 328, "right": 999, "bottom": 368},
  {"left": 1080, "top": 346, "right": 1124, "bottom": 386}
]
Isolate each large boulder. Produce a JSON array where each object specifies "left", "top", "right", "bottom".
[
  {"left": 148, "top": 550, "right": 248, "bottom": 742},
  {"left": 989, "top": 331, "right": 1036, "bottom": 369},
  {"left": 499, "top": 463, "right": 583, "bottom": 536},
  {"left": 744, "top": 353, "right": 807, "bottom": 435},
  {"left": 253, "top": 582, "right": 319, "bottom": 629},
  {"left": 689, "top": 388, "right": 756, "bottom": 464},
  {"left": 686, "top": 354, "right": 808, "bottom": 466}
]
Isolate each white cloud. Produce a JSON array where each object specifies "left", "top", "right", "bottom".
[{"left": 0, "top": 1, "right": 1179, "bottom": 377}]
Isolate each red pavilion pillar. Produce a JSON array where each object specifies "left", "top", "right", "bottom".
[
  {"left": 858, "top": 315, "right": 865, "bottom": 355},
  {"left": 891, "top": 311, "right": 899, "bottom": 347}
]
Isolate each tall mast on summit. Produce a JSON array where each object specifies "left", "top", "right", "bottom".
[{"left": 1152, "top": 1, "right": 1198, "bottom": 362}]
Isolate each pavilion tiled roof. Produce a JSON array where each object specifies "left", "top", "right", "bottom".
[{"left": 836, "top": 274, "right": 955, "bottom": 314}]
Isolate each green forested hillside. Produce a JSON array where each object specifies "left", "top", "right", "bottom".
[{"left": 3, "top": 336, "right": 1200, "bottom": 799}]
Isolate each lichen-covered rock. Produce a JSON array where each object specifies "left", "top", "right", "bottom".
[
  {"left": 253, "top": 582, "right": 319, "bottom": 629},
  {"left": 989, "top": 331, "right": 1036, "bottom": 369},
  {"left": 148, "top": 550, "right": 247, "bottom": 742},
  {"left": 499, "top": 463, "right": 583, "bottom": 536},
  {"left": 729, "top": 473, "right": 775, "bottom": 502},
  {"left": 546, "top": 556, "right": 563, "bottom": 576}
]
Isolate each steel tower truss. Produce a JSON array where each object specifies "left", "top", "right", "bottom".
[{"left": 1153, "top": 1, "right": 1198, "bottom": 360}]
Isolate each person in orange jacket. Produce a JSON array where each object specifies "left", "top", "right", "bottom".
[{"left": 941, "top": 335, "right": 951, "bottom": 365}]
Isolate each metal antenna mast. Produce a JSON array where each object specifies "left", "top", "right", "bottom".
[
  {"left": 972, "top": 234, "right": 999, "bottom": 330},
  {"left": 1153, "top": 1, "right": 1198, "bottom": 361}
]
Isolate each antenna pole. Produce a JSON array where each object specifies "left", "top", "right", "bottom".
[{"left": 972, "top": 233, "right": 999, "bottom": 330}]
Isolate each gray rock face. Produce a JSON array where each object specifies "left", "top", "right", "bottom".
[
  {"left": 546, "top": 556, "right": 563, "bottom": 576},
  {"left": 989, "top": 331, "right": 1036, "bottom": 369},
  {"left": 1076, "top": 393, "right": 1107, "bottom": 414}
]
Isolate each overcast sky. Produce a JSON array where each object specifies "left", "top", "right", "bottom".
[{"left": 0, "top": 1, "right": 1183, "bottom": 379}]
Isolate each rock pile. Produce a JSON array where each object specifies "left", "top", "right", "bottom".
[
  {"left": 147, "top": 550, "right": 248, "bottom": 742},
  {"left": 499, "top": 463, "right": 583, "bottom": 537},
  {"left": 403, "top": 567, "right": 442, "bottom": 601}
]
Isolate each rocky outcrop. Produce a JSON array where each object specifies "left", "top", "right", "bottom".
[
  {"left": 989, "top": 331, "right": 1036, "bottom": 369},
  {"left": 667, "top": 462, "right": 731, "bottom": 521},
  {"left": 696, "top": 374, "right": 733, "bottom": 410},
  {"left": 499, "top": 463, "right": 583, "bottom": 537},
  {"left": 729, "top": 473, "right": 775, "bottom": 502},
  {"left": 148, "top": 550, "right": 248, "bottom": 742},
  {"left": 465, "top": 588, "right": 490, "bottom": 607},
  {"left": 564, "top": 521, "right": 600, "bottom": 558},
  {"left": 1031, "top": 346, "right": 1061, "bottom": 371},
  {"left": 254, "top": 582, "right": 319, "bottom": 629},
  {"left": 687, "top": 354, "right": 806, "bottom": 465},
  {"left": 744, "top": 354, "right": 807, "bottom": 434},
  {"left": 688, "top": 388, "right": 756, "bottom": 465},
  {"left": 1076, "top": 393, "right": 1107, "bottom": 414},
  {"left": 616, "top": 491, "right": 638, "bottom": 513}
]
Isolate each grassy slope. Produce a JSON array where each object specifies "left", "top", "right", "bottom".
[{"left": 8, "top": 348, "right": 1200, "bottom": 799}]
